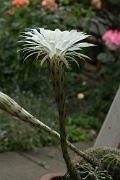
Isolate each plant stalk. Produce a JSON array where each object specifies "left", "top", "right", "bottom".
[
  {"left": 48, "top": 59, "right": 81, "bottom": 180},
  {"left": 0, "top": 91, "right": 98, "bottom": 167}
]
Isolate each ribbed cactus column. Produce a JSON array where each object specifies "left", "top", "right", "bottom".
[{"left": 48, "top": 58, "right": 80, "bottom": 180}]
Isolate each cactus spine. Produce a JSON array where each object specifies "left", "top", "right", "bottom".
[
  {"left": 80, "top": 147, "right": 120, "bottom": 180},
  {"left": 101, "top": 153, "right": 120, "bottom": 180}
]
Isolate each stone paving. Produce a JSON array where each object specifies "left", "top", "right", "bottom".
[{"left": 0, "top": 142, "right": 93, "bottom": 180}]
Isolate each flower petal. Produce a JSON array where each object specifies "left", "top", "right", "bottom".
[{"left": 20, "top": 28, "right": 95, "bottom": 67}]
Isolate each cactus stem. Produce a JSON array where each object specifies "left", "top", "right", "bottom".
[{"left": 48, "top": 59, "right": 81, "bottom": 180}]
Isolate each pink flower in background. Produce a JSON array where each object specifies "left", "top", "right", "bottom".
[
  {"left": 102, "top": 30, "right": 120, "bottom": 51},
  {"left": 12, "top": 0, "right": 29, "bottom": 8},
  {"left": 41, "top": 0, "right": 58, "bottom": 9},
  {"left": 91, "top": 0, "right": 102, "bottom": 9}
]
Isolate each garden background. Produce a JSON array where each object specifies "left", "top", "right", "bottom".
[{"left": 0, "top": 0, "right": 120, "bottom": 152}]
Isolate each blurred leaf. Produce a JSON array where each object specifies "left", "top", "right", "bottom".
[{"left": 97, "top": 52, "right": 115, "bottom": 63}]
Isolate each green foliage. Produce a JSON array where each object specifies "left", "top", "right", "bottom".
[
  {"left": 66, "top": 113, "right": 101, "bottom": 142},
  {"left": 0, "top": 118, "right": 41, "bottom": 152},
  {"left": 109, "top": 0, "right": 120, "bottom": 4},
  {"left": 59, "top": 0, "right": 70, "bottom": 5},
  {"left": 38, "top": 160, "right": 49, "bottom": 170},
  {"left": 0, "top": 92, "right": 58, "bottom": 152},
  {"left": 97, "top": 52, "right": 115, "bottom": 63}
]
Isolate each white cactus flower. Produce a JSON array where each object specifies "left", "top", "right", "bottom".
[{"left": 20, "top": 28, "right": 94, "bottom": 67}]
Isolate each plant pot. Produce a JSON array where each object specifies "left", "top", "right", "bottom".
[{"left": 40, "top": 173, "right": 63, "bottom": 180}]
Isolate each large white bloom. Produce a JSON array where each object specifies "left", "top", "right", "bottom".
[{"left": 20, "top": 28, "right": 94, "bottom": 67}]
